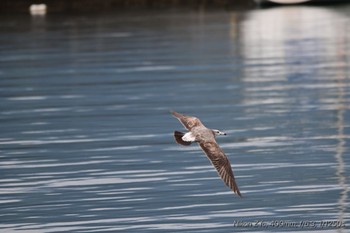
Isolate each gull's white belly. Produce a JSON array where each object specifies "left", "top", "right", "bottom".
[{"left": 182, "top": 132, "right": 196, "bottom": 142}]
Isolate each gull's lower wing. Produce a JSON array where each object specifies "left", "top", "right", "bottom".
[{"left": 199, "top": 141, "right": 242, "bottom": 197}]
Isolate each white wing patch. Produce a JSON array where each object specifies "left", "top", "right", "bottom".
[{"left": 182, "top": 132, "right": 196, "bottom": 142}]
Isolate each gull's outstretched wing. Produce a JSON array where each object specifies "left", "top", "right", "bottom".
[
  {"left": 199, "top": 140, "right": 242, "bottom": 197},
  {"left": 171, "top": 111, "right": 204, "bottom": 131}
]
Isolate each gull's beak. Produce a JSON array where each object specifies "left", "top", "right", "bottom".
[
  {"left": 220, "top": 131, "right": 227, "bottom": 136},
  {"left": 213, "top": 129, "right": 227, "bottom": 136}
]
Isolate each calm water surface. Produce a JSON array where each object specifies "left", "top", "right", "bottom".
[{"left": 1, "top": 5, "right": 350, "bottom": 233}]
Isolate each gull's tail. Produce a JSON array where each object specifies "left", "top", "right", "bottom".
[{"left": 174, "top": 131, "right": 192, "bottom": 146}]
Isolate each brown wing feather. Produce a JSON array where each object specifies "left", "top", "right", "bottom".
[
  {"left": 171, "top": 111, "right": 204, "bottom": 130},
  {"left": 199, "top": 141, "right": 242, "bottom": 197}
]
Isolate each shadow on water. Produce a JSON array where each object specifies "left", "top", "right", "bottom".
[{"left": 0, "top": 4, "right": 350, "bottom": 233}]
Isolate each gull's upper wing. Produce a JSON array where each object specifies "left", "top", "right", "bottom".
[
  {"left": 171, "top": 111, "right": 204, "bottom": 131},
  {"left": 199, "top": 140, "right": 242, "bottom": 197}
]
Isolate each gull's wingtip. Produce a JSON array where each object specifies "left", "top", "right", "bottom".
[
  {"left": 170, "top": 110, "right": 182, "bottom": 118},
  {"left": 233, "top": 184, "right": 243, "bottom": 198}
]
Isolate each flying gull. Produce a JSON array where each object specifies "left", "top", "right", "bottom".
[{"left": 171, "top": 111, "right": 242, "bottom": 197}]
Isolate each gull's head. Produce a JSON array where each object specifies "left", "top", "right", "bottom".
[{"left": 212, "top": 129, "right": 226, "bottom": 136}]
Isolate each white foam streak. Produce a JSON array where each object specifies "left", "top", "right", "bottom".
[
  {"left": 115, "top": 66, "right": 175, "bottom": 73},
  {"left": 7, "top": 96, "right": 47, "bottom": 101},
  {"left": 47, "top": 177, "right": 167, "bottom": 188}
]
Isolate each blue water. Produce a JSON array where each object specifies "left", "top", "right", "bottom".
[{"left": 1, "top": 5, "right": 350, "bottom": 233}]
